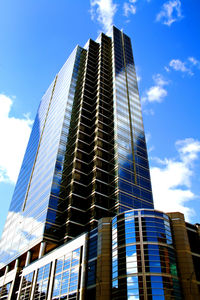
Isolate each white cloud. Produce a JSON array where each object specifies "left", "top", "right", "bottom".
[
  {"left": 146, "top": 86, "right": 167, "bottom": 102},
  {"left": 90, "top": 0, "right": 117, "bottom": 32},
  {"left": 188, "top": 57, "right": 198, "bottom": 66},
  {"left": 169, "top": 59, "right": 186, "bottom": 71},
  {"left": 142, "top": 74, "right": 169, "bottom": 104},
  {"left": 169, "top": 59, "right": 193, "bottom": 75},
  {"left": 123, "top": 1, "right": 137, "bottom": 17},
  {"left": 153, "top": 73, "right": 169, "bottom": 86},
  {"left": 0, "top": 94, "right": 32, "bottom": 184},
  {"left": 156, "top": 0, "right": 183, "bottom": 26},
  {"left": 166, "top": 57, "right": 200, "bottom": 75},
  {"left": 150, "top": 138, "right": 200, "bottom": 221},
  {"left": 188, "top": 56, "right": 200, "bottom": 69}
]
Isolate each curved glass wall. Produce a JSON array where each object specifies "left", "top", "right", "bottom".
[{"left": 112, "top": 209, "right": 182, "bottom": 299}]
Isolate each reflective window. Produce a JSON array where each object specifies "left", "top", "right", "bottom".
[
  {"left": 33, "top": 263, "right": 51, "bottom": 299},
  {"left": 19, "top": 272, "right": 34, "bottom": 300},
  {"left": 0, "top": 282, "right": 12, "bottom": 299},
  {"left": 112, "top": 208, "right": 182, "bottom": 299},
  {"left": 52, "top": 248, "right": 81, "bottom": 299}
]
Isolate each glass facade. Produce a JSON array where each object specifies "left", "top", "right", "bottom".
[
  {"left": 52, "top": 248, "right": 81, "bottom": 299},
  {"left": 0, "top": 27, "right": 154, "bottom": 299},
  {"left": 0, "top": 26, "right": 198, "bottom": 300},
  {"left": 112, "top": 27, "right": 153, "bottom": 213},
  {"left": 0, "top": 26, "right": 154, "bottom": 269},
  {"left": 19, "top": 272, "right": 34, "bottom": 300},
  {"left": 16, "top": 234, "right": 86, "bottom": 300},
  {"left": 0, "top": 46, "right": 85, "bottom": 267},
  {"left": 33, "top": 263, "right": 51, "bottom": 299},
  {"left": 17, "top": 251, "right": 82, "bottom": 300},
  {"left": 112, "top": 209, "right": 182, "bottom": 299},
  {"left": 86, "top": 228, "right": 98, "bottom": 289}
]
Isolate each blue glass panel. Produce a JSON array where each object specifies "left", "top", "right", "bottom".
[
  {"left": 152, "top": 296, "right": 165, "bottom": 300},
  {"left": 112, "top": 279, "right": 118, "bottom": 288},
  {"left": 125, "top": 211, "right": 138, "bottom": 218},
  {"left": 119, "top": 180, "right": 132, "bottom": 194},
  {"left": 0, "top": 46, "right": 83, "bottom": 266}
]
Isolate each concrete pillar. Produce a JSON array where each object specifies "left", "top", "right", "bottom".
[
  {"left": 25, "top": 251, "right": 32, "bottom": 267},
  {"left": 29, "top": 270, "right": 38, "bottom": 300},
  {"left": 4, "top": 265, "right": 9, "bottom": 275},
  {"left": 47, "top": 260, "right": 56, "bottom": 300},
  {"left": 80, "top": 236, "right": 88, "bottom": 300},
  {"left": 38, "top": 242, "right": 46, "bottom": 259},
  {"left": 14, "top": 259, "right": 19, "bottom": 269}
]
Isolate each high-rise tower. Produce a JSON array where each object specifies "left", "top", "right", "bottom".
[
  {"left": 1, "top": 26, "right": 198, "bottom": 300},
  {"left": 0, "top": 27, "right": 153, "bottom": 269}
]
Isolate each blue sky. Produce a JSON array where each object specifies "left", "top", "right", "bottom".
[{"left": 0, "top": 0, "right": 200, "bottom": 236}]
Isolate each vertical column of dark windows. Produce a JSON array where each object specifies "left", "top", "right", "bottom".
[
  {"left": 86, "top": 228, "right": 98, "bottom": 292},
  {"left": 117, "top": 217, "right": 127, "bottom": 299},
  {"left": 87, "top": 34, "right": 116, "bottom": 230},
  {"left": 63, "top": 50, "right": 88, "bottom": 240},
  {"left": 187, "top": 225, "right": 200, "bottom": 254},
  {"left": 63, "top": 40, "right": 100, "bottom": 240},
  {"left": 81, "top": 40, "right": 102, "bottom": 230}
]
